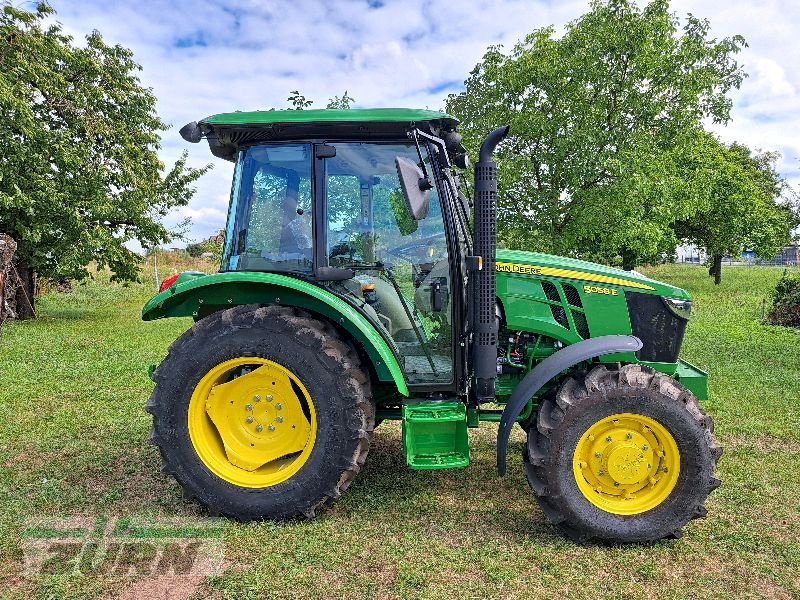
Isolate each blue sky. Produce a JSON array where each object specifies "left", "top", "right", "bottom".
[{"left": 48, "top": 0, "right": 800, "bottom": 245}]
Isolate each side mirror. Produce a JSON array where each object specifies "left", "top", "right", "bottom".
[
  {"left": 395, "top": 156, "right": 431, "bottom": 221},
  {"left": 179, "top": 121, "right": 202, "bottom": 143}
]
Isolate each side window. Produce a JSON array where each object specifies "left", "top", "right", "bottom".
[{"left": 222, "top": 144, "right": 312, "bottom": 272}]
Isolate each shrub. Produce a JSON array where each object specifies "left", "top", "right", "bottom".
[
  {"left": 186, "top": 239, "right": 222, "bottom": 261},
  {"left": 766, "top": 270, "right": 800, "bottom": 327}
]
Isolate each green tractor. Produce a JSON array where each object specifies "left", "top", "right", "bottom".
[{"left": 143, "top": 108, "right": 720, "bottom": 543}]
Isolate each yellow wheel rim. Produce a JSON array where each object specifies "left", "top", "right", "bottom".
[
  {"left": 188, "top": 357, "right": 316, "bottom": 488},
  {"left": 572, "top": 412, "right": 680, "bottom": 515}
]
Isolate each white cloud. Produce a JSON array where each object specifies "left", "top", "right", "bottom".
[{"left": 48, "top": 0, "right": 800, "bottom": 244}]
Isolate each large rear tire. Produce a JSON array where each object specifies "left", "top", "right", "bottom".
[
  {"left": 146, "top": 304, "right": 374, "bottom": 521},
  {"left": 524, "top": 364, "right": 722, "bottom": 543}
]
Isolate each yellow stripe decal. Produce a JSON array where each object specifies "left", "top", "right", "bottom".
[{"left": 495, "top": 261, "right": 656, "bottom": 291}]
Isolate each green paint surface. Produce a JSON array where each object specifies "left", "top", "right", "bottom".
[{"left": 202, "top": 108, "right": 458, "bottom": 127}]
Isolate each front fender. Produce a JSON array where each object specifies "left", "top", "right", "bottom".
[
  {"left": 142, "top": 271, "right": 408, "bottom": 396},
  {"left": 496, "top": 335, "right": 643, "bottom": 475}
]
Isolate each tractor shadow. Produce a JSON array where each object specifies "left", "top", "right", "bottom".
[
  {"left": 126, "top": 421, "right": 559, "bottom": 545},
  {"left": 340, "top": 423, "right": 561, "bottom": 544}
]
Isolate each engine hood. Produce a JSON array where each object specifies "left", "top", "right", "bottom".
[{"left": 495, "top": 249, "right": 690, "bottom": 300}]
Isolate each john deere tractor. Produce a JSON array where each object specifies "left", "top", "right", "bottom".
[{"left": 143, "top": 109, "right": 720, "bottom": 543}]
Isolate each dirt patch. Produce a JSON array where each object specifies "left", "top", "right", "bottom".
[
  {"left": 723, "top": 434, "right": 800, "bottom": 454},
  {"left": 113, "top": 575, "right": 204, "bottom": 600}
]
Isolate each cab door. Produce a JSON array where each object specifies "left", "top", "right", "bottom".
[{"left": 319, "top": 141, "right": 454, "bottom": 387}]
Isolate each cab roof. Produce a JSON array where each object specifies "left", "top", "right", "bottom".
[
  {"left": 201, "top": 108, "right": 458, "bottom": 127},
  {"left": 193, "top": 108, "right": 459, "bottom": 161}
]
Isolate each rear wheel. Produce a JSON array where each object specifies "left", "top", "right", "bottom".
[
  {"left": 525, "top": 364, "right": 722, "bottom": 543},
  {"left": 146, "top": 304, "right": 374, "bottom": 520}
]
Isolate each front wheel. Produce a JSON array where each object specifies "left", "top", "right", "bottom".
[
  {"left": 146, "top": 304, "right": 374, "bottom": 521},
  {"left": 525, "top": 364, "right": 722, "bottom": 543}
]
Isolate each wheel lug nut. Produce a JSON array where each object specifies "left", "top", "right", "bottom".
[
  {"left": 256, "top": 424, "right": 263, "bottom": 432},
  {"left": 268, "top": 424, "right": 275, "bottom": 432},
  {"left": 606, "top": 436, "right": 612, "bottom": 443},
  {"left": 276, "top": 403, "right": 282, "bottom": 410},
  {"left": 594, "top": 452, "right": 602, "bottom": 458},
  {"left": 598, "top": 470, "right": 604, "bottom": 476},
  {"left": 614, "top": 482, "right": 620, "bottom": 487},
  {"left": 245, "top": 404, "right": 253, "bottom": 411},
  {"left": 254, "top": 395, "right": 261, "bottom": 402},
  {"left": 246, "top": 416, "right": 253, "bottom": 423},
  {"left": 267, "top": 395, "right": 273, "bottom": 401},
  {"left": 642, "top": 445, "right": 649, "bottom": 451},
  {"left": 626, "top": 433, "right": 632, "bottom": 440},
  {"left": 276, "top": 416, "right": 283, "bottom": 423}
]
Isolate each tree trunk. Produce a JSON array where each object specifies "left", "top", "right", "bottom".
[
  {"left": 621, "top": 248, "right": 637, "bottom": 271},
  {"left": 14, "top": 259, "right": 37, "bottom": 319},
  {"left": 0, "top": 235, "right": 36, "bottom": 322},
  {"left": 710, "top": 254, "right": 723, "bottom": 285},
  {"left": 0, "top": 234, "right": 13, "bottom": 325}
]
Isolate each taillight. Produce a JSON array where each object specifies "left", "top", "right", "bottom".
[{"left": 159, "top": 273, "right": 180, "bottom": 293}]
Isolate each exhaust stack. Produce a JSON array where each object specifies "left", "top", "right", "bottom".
[{"left": 472, "top": 125, "right": 510, "bottom": 404}]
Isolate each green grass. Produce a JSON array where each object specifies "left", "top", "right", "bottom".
[{"left": 0, "top": 261, "right": 798, "bottom": 599}]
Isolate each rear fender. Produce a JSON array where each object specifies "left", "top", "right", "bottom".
[{"left": 142, "top": 271, "right": 408, "bottom": 396}]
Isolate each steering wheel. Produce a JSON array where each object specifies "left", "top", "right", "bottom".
[{"left": 389, "top": 232, "right": 447, "bottom": 259}]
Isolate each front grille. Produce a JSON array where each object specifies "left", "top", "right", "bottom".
[
  {"left": 563, "top": 284, "right": 583, "bottom": 308},
  {"left": 550, "top": 305, "right": 569, "bottom": 328},
  {"left": 626, "top": 292, "right": 687, "bottom": 362},
  {"left": 572, "top": 310, "right": 590, "bottom": 339},
  {"left": 542, "top": 281, "right": 560, "bottom": 302}
]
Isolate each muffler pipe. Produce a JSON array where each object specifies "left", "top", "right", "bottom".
[{"left": 472, "top": 125, "right": 510, "bottom": 404}]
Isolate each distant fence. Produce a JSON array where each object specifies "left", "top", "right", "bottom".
[
  {"left": 678, "top": 252, "right": 798, "bottom": 267},
  {"left": 679, "top": 258, "right": 798, "bottom": 267}
]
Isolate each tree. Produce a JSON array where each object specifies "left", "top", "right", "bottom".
[
  {"left": 326, "top": 90, "right": 355, "bottom": 110},
  {"left": 287, "top": 90, "right": 313, "bottom": 110},
  {"left": 673, "top": 133, "right": 795, "bottom": 283},
  {"left": 0, "top": 3, "right": 208, "bottom": 319},
  {"left": 287, "top": 90, "right": 356, "bottom": 110},
  {"left": 186, "top": 232, "right": 223, "bottom": 261},
  {"left": 446, "top": 0, "right": 746, "bottom": 268}
]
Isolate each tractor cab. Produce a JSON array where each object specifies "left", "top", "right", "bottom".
[{"left": 198, "top": 110, "right": 471, "bottom": 388}]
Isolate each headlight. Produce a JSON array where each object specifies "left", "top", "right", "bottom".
[{"left": 663, "top": 297, "right": 692, "bottom": 320}]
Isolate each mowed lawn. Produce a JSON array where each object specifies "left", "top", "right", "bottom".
[{"left": 0, "top": 261, "right": 798, "bottom": 599}]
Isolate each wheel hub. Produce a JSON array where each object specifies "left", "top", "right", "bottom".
[
  {"left": 607, "top": 444, "right": 652, "bottom": 485},
  {"left": 187, "top": 356, "right": 316, "bottom": 488},
  {"left": 206, "top": 365, "right": 311, "bottom": 471},
  {"left": 573, "top": 413, "right": 680, "bottom": 515}
]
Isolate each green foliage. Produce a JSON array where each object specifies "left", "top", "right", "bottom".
[
  {"left": 326, "top": 90, "right": 355, "bottom": 110},
  {"left": 287, "top": 90, "right": 356, "bottom": 110},
  {"left": 674, "top": 133, "right": 794, "bottom": 282},
  {"left": 185, "top": 237, "right": 222, "bottom": 261},
  {"left": 446, "top": 0, "right": 746, "bottom": 266},
  {"left": 287, "top": 90, "right": 313, "bottom": 110},
  {"left": 767, "top": 270, "right": 800, "bottom": 327},
  {"left": 389, "top": 189, "right": 418, "bottom": 237},
  {"left": 0, "top": 2, "right": 208, "bottom": 284}
]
